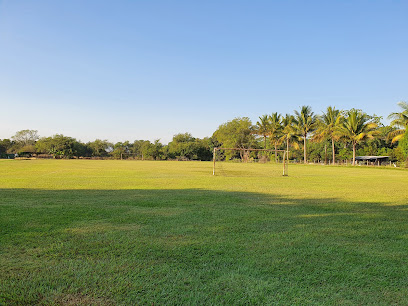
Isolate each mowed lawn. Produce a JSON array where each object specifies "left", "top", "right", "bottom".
[{"left": 1, "top": 160, "right": 408, "bottom": 305}]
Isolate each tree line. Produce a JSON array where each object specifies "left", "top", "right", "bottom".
[
  {"left": 0, "top": 131, "right": 214, "bottom": 161},
  {"left": 1, "top": 103, "right": 407, "bottom": 165},
  {"left": 214, "top": 103, "right": 408, "bottom": 166}
]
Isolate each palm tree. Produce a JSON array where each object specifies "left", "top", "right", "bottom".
[
  {"left": 313, "top": 106, "right": 343, "bottom": 164},
  {"left": 280, "top": 114, "right": 299, "bottom": 153},
  {"left": 255, "top": 115, "right": 270, "bottom": 149},
  {"left": 294, "top": 106, "right": 317, "bottom": 163},
  {"left": 388, "top": 101, "right": 408, "bottom": 143},
  {"left": 268, "top": 112, "right": 282, "bottom": 162},
  {"left": 337, "top": 109, "right": 378, "bottom": 166}
]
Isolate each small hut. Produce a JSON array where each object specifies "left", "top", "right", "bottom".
[{"left": 355, "top": 156, "right": 389, "bottom": 166}]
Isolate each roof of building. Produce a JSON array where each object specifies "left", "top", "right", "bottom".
[{"left": 355, "top": 156, "right": 389, "bottom": 160}]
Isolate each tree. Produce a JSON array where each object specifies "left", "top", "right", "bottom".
[
  {"left": 254, "top": 115, "right": 270, "bottom": 150},
  {"left": 388, "top": 101, "right": 408, "bottom": 143},
  {"left": 12, "top": 130, "right": 39, "bottom": 146},
  {"left": 195, "top": 137, "right": 213, "bottom": 161},
  {"left": 167, "top": 133, "right": 211, "bottom": 160},
  {"left": 0, "top": 139, "right": 12, "bottom": 156},
  {"left": 36, "top": 134, "right": 81, "bottom": 158},
  {"left": 268, "top": 112, "right": 282, "bottom": 162},
  {"left": 146, "top": 139, "right": 165, "bottom": 160},
  {"left": 132, "top": 140, "right": 152, "bottom": 160},
  {"left": 213, "top": 117, "right": 256, "bottom": 160},
  {"left": 294, "top": 106, "right": 317, "bottom": 163},
  {"left": 279, "top": 114, "right": 299, "bottom": 154},
  {"left": 337, "top": 109, "right": 379, "bottom": 166},
  {"left": 10, "top": 130, "right": 39, "bottom": 154},
  {"left": 88, "top": 139, "right": 112, "bottom": 157},
  {"left": 313, "top": 106, "right": 343, "bottom": 164},
  {"left": 111, "top": 141, "right": 132, "bottom": 159},
  {"left": 168, "top": 133, "right": 196, "bottom": 160},
  {"left": 398, "top": 132, "right": 408, "bottom": 161}
]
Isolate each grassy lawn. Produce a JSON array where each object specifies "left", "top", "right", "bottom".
[{"left": 1, "top": 160, "right": 408, "bottom": 304}]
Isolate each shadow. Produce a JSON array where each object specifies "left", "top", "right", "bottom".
[{"left": 1, "top": 188, "right": 408, "bottom": 304}]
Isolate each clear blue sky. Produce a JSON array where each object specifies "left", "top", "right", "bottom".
[{"left": 1, "top": 1, "right": 407, "bottom": 143}]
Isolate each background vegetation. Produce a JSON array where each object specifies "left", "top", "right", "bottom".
[{"left": 1, "top": 103, "right": 407, "bottom": 165}]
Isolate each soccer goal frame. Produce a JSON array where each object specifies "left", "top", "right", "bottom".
[{"left": 212, "top": 148, "right": 289, "bottom": 176}]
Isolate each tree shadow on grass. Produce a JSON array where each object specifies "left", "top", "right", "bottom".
[{"left": 1, "top": 188, "right": 408, "bottom": 305}]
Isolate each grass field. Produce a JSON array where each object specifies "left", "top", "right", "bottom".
[{"left": 1, "top": 160, "right": 408, "bottom": 305}]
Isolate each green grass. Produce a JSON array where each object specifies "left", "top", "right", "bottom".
[{"left": 1, "top": 160, "right": 408, "bottom": 305}]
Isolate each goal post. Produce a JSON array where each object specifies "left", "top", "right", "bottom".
[{"left": 212, "top": 148, "right": 289, "bottom": 176}]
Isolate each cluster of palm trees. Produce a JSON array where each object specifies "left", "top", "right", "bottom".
[{"left": 254, "top": 102, "right": 408, "bottom": 166}]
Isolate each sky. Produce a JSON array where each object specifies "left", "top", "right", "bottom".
[{"left": 0, "top": 1, "right": 407, "bottom": 144}]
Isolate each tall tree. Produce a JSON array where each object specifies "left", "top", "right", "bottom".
[
  {"left": 12, "top": 130, "right": 39, "bottom": 146},
  {"left": 146, "top": 139, "right": 165, "bottom": 160},
  {"left": 168, "top": 133, "right": 203, "bottom": 160},
  {"left": 313, "top": 106, "right": 343, "bottom": 164},
  {"left": 268, "top": 112, "right": 282, "bottom": 162},
  {"left": 213, "top": 117, "right": 256, "bottom": 160},
  {"left": 279, "top": 114, "right": 299, "bottom": 153},
  {"left": 11, "top": 129, "right": 39, "bottom": 154},
  {"left": 0, "top": 139, "right": 12, "bottom": 155},
  {"left": 36, "top": 134, "right": 83, "bottom": 158},
  {"left": 388, "top": 101, "right": 408, "bottom": 143},
  {"left": 255, "top": 115, "right": 270, "bottom": 150},
  {"left": 132, "top": 140, "right": 152, "bottom": 160},
  {"left": 111, "top": 141, "right": 132, "bottom": 159},
  {"left": 88, "top": 139, "right": 112, "bottom": 157},
  {"left": 337, "top": 109, "right": 378, "bottom": 166},
  {"left": 294, "top": 106, "right": 317, "bottom": 163}
]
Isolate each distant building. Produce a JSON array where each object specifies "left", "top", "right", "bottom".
[{"left": 355, "top": 156, "right": 389, "bottom": 165}]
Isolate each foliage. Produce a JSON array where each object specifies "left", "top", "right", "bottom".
[
  {"left": 111, "top": 141, "right": 132, "bottom": 159},
  {"left": 11, "top": 129, "right": 39, "bottom": 146},
  {"left": 388, "top": 101, "right": 408, "bottom": 143},
  {"left": 167, "top": 133, "right": 211, "bottom": 160},
  {"left": 279, "top": 114, "right": 299, "bottom": 152},
  {"left": 338, "top": 147, "right": 353, "bottom": 161},
  {"left": 9, "top": 130, "right": 40, "bottom": 153},
  {"left": 268, "top": 113, "right": 283, "bottom": 162},
  {"left": 294, "top": 105, "right": 317, "bottom": 163},
  {"left": 337, "top": 109, "right": 379, "bottom": 165},
  {"left": 398, "top": 132, "right": 408, "bottom": 159},
  {"left": 3, "top": 102, "right": 408, "bottom": 165},
  {"left": 132, "top": 140, "right": 152, "bottom": 159},
  {"left": 213, "top": 117, "right": 257, "bottom": 160},
  {"left": 254, "top": 115, "right": 270, "bottom": 149},
  {"left": 313, "top": 106, "right": 342, "bottom": 163},
  {"left": 36, "top": 134, "right": 83, "bottom": 158},
  {"left": 87, "top": 139, "right": 113, "bottom": 157},
  {"left": 145, "top": 139, "right": 165, "bottom": 160},
  {"left": 0, "top": 139, "right": 13, "bottom": 156},
  {"left": 268, "top": 113, "right": 282, "bottom": 146}
]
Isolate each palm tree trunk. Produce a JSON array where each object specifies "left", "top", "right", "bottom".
[
  {"left": 303, "top": 134, "right": 307, "bottom": 164},
  {"left": 332, "top": 138, "right": 335, "bottom": 165},
  {"left": 274, "top": 142, "right": 277, "bottom": 163},
  {"left": 352, "top": 142, "right": 356, "bottom": 166},
  {"left": 264, "top": 136, "right": 267, "bottom": 150}
]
